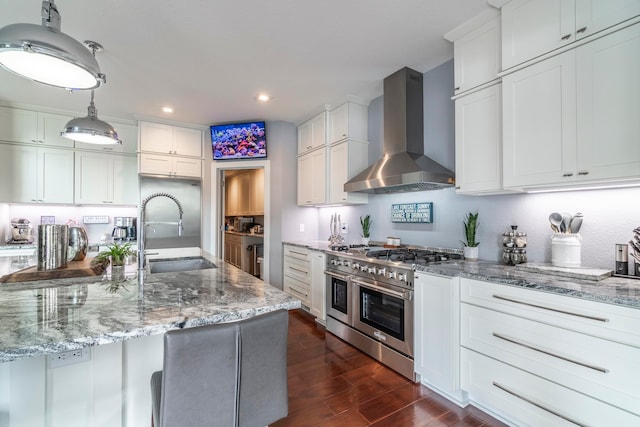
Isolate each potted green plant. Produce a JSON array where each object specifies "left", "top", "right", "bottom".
[
  {"left": 360, "top": 215, "right": 371, "bottom": 245},
  {"left": 461, "top": 212, "right": 479, "bottom": 260},
  {"left": 95, "top": 242, "right": 133, "bottom": 267}
]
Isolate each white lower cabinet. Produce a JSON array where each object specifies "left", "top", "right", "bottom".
[
  {"left": 283, "top": 245, "right": 312, "bottom": 307},
  {"left": 414, "top": 273, "right": 467, "bottom": 404},
  {"left": 0, "top": 143, "right": 73, "bottom": 203},
  {"left": 460, "top": 278, "right": 640, "bottom": 426},
  {"left": 74, "top": 152, "right": 137, "bottom": 205},
  {"left": 0, "top": 335, "right": 163, "bottom": 427},
  {"left": 310, "top": 250, "right": 326, "bottom": 323}
]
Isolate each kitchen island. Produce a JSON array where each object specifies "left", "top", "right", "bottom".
[{"left": 0, "top": 249, "right": 300, "bottom": 427}]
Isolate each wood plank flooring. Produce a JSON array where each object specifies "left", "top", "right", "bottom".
[{"left": 271, "top": 309, "right": 507, "bottom": 427}]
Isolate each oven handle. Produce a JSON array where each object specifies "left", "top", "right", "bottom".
[
  {"left": 351, "top": 278, "right": 409, "bottom": 300},
  {"left": 324, "top": 271, "right": 352, "bottom": 281}
]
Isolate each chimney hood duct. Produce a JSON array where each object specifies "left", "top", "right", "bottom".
[{"left": 344, "top": 67, "right": 455, "bottom": 194}]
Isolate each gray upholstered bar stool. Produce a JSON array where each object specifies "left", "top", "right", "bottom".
[{"left": 150, "top": 309, "right": 289, "bottom": 427}]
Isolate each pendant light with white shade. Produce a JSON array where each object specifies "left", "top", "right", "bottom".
[
  {"left": 61, "top": 41, "right": 121, "bottom": 145},
  {"left": 0, "top": 0, "right": 105, "bottom": 90}
]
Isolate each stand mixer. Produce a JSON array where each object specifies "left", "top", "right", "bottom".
[{"left": 7, "top": 218, "right": 34, "bottom": 244}]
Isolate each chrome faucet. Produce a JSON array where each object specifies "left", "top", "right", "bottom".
[{"left": 138, "top": 192, "right": 184, "bottom": 273}]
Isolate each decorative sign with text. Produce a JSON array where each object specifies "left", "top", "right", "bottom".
[{"left": 391, "top": 202, "right": 433, "bottom": 223}]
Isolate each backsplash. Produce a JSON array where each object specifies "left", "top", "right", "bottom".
[
  {"left": 314, "top": 186, "right": 640, "bottom": 271},
  {"left": 0, "top": 204, "right": 137, "bottom": 247}
]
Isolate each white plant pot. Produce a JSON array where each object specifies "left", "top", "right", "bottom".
[
  {"left": 361, "top": 237, "right": 370, "bottom": 245},
  {"left": 464, "top": 246, "right": 479, "bottom": 261}
]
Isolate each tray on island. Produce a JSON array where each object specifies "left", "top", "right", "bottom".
[{"left": 0, "top": 257, "right": 109, "bottom": 283}]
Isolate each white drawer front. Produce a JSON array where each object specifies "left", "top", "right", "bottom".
[
  {"left": 284, "top": 275, "right": 310, "bottom": 306},
  {"left": 460, "top": 278, "right": 640, "bottom": 347},
  {"left": 283, "top": 245, "right": 311, "bottom": 261},
  {"left": 462, "top": 349, "right": 640, "bottom": 427},
  {"left": 284, "top": 256, "right": 310, "bottom": 282},
  {"left": 462, "top": 303, "right": 640, "bottom": 415}
]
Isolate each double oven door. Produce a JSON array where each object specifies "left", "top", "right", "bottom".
[
  {"left": 325, "top": 269, "right": 413, "bottom": 358},
  {"left": 352, "top": 278, "right": 414, "bottom": 357}
]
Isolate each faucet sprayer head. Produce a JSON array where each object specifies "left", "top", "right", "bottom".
[{"left": 178, "top": 219, "right": 184, "bottom": 236}]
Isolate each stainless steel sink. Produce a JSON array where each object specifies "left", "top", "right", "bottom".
[{"left": 149, "top": 257, "right": 217, "bottom": 274}]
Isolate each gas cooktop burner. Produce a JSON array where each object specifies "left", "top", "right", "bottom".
[{"left": 364, "top": 248, "right": 462, "bottom": 264}]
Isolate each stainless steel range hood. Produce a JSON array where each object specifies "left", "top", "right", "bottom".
[{"left": 344, "top": 67, "right": 455, "bottom": 194}]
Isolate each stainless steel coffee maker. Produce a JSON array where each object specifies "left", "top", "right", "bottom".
[
  {"left": 113, "top": 217, "right": 137, "bottom": 241},
  {"left": 7, "top": 218, "right": 34, "bottom": 244}
]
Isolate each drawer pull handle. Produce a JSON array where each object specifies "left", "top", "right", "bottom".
[
  {"left": 576, "top": 26, "right": 587, "bottom": 34},
  {"left": 492, "top": 332, "right": 609, "bottom": 373},
  {"left": 492, "top": 294, "right": 609, "bottom": 322},
  {"left": 561, "top": 33, "right": 572, "bottom": 40},
  {"left": 290, "top": 250, "right": 308, "bottom": 257},
  {"left": 289, "top": 266, "right": 308, "bottom": 275},
  {"left": 492, "top": 382, "right": 587, "bottom": 427}
]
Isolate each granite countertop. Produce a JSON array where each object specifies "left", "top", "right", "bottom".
[
  {"left": 0, "top": 250, "right": 300, "bottom": 363},
  {"left": 283, "top": 241, "right": 640, "bottom": 310}
]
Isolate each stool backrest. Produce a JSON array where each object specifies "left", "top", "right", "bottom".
[{"left": 158, "top": 309, "right": 289, "bottom": 427}]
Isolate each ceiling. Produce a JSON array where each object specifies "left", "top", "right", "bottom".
[{"left": 0, "top": 0, "right": 492, "bottom": 127}]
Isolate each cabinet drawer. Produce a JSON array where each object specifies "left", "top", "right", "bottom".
[
  {"left": 462, "top": 303, "right": 640, "bottom": 415},
  {"left": 284, "top": 275, "right": 310, "bottom": 306},
  {"left": 283, "top": 245, "right": 311, "bottom": 262},
  {"left": 460, "top": 278, "right": 640, "bottom": 347},
  {"left": 462, "top": 349, "right": 639, "bottom": 427},
  {"left": 284, "top": 257, "right": 310, "bottom": 282}
]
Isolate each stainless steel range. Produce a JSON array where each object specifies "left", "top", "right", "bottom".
[{"left": 325, "top": 246, "right": 462, "bottom": 381}]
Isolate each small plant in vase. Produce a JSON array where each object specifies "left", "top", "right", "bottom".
[
  {"left": 95, "top": 242, "right": 133, "bottom": 267},
  {"left": 360, "top": 215, "right": 371, "bottom": 245},
  {"left": 461, "top": 212, "right": 479, "bottom": 260}
]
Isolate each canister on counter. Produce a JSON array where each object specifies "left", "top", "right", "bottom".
[{"left": 37, "top": 224, "right": 69, "bottom": 270}]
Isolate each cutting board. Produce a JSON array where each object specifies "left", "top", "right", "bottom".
[{"left": 0, "top": 257, "right": 109, "bottom": 283}]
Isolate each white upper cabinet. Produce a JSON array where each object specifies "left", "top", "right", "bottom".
[
  {"left": 328, "top": 102, "right": 368, "bottom": 144},
  {"left": 503, "top": 23, "right": 640, "bottom": 189},
  {"left": 74, "top": 152, "right": 138, "bottom": 205},
  {"left": 0, "top": 144, "right": 74, "bottom": 203},
  {"left": 501, "top": 0, "right": 640, "bottom": 70},
  {"left": 297, "top": 148, "right": 327, "bottom": 206},
  {"left": 139, "top": 153, "right": 202, "bottom": 178},
  {"left": 503, "top": 50, "right": 577, "bottom": 188},
  {"left": 445, "top": 11, "right": 502, "bottom": 95},
  {"left": 139, "top": 121, "right": 202, "bottom": 157},
  {"left": 0, "top": 107, "right": 74, "bottom": 148},
  {"left": 455, "top": 84, "right": 509, "bottom": 194},
  {"left": 575, "top": 23, "right": 640, "bottom": 183},
  {"left": 297, "top": 111, "right": 326, "bottom": 154},
  {"left": 75, "top": 123, "right": 138, "bottom": 154},
  {"left": 328, "top": 140, "right": 368, "bottom": 205}
]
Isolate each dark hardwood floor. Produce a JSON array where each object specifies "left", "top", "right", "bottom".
[{"left": 271, "top": 309, "right": 507, "bottom": 427}]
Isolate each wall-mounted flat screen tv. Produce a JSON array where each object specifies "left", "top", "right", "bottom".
[{"left": 211, "top": 121, "right": 267, "bottom": 160}]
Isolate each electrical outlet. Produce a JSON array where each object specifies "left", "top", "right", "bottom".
[
  {"left": 48, "top": 347, "right": 91, "bottom": 369},
  {"left": 299, "top": 224, "right": 305, "bottom": 232},
  {"left": 341, "top": 223, "right": 349, "bottom": 234}
]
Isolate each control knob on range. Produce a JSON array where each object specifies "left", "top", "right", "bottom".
[
  {"left": 330, "top": 259, "right": 339, "bottom": 266},
  {"left": 367, "top": 266, "right": 376, "bottom": 274},
  {"left": 352, "top": 262, "right": 360, "bottom": 270},
  {"left": 360, "top": 265, "right": 368, "bottom": 272},
  {"left": 388, "top": 271, "right": 397, "bottom": 279},
  {"left": 343, "top": 260, "right": 350, "bottom": 267},
  {"left": 398, "top": 273, "right": 407, "bottom": 282},
  {"left": 377, "top": 267, "right": 386, "bottom": 276}
]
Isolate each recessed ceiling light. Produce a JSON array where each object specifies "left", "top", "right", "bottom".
[
  {"left": 162, "top": 106, "right": 173, "bottom": 113},
  {"left": 256, "top": 94, "right": 271, "bottom": 102}
]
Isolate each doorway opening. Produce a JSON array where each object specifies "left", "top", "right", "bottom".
[{"left": 210, "top": 160, "right": 270, "bottom": 282}]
